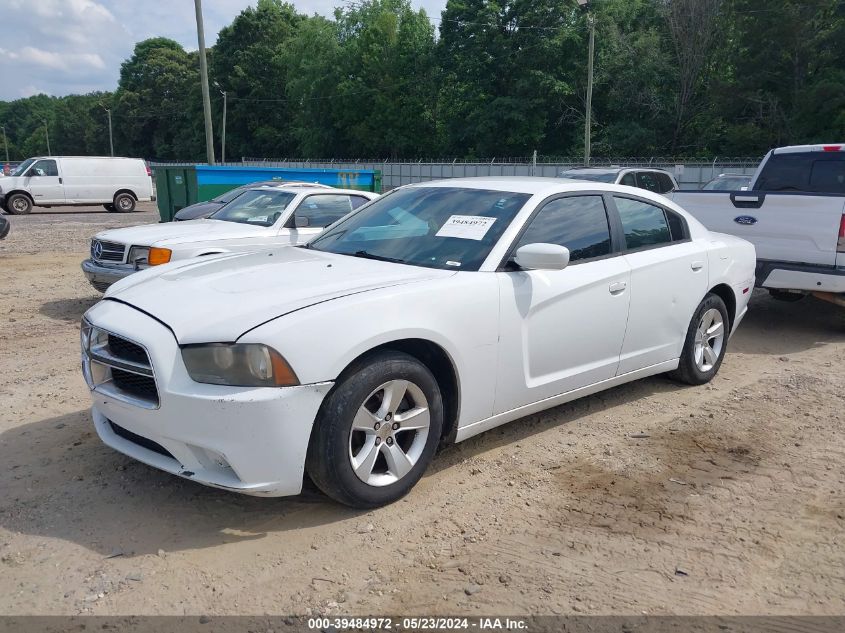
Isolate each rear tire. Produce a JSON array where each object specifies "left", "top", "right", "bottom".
[
  {"left": 769, "top": 289, "right": 805, "bottom": 302},
  {"left": 668, "top": 293, "right": 730, "bottom": 386},
  {"left": 306, "top": 350, "right": 443, "bottom": 508},
  {"left": 6, "top": 193, "right": 32, "bottom": 215},
  {"left": 113, "top": 193, "right": 136, "bottom": 213}
]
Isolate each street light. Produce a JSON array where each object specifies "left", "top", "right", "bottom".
[
  {"left": 213, "top": 81, "right": 227, "bottom": 164},
  {"left": 194, "top": 0, "right": 215, "bottom": 165},
  {"left": 100, "top": 103, "right": 114, "bottom": 157},
  {"left": 578, "top": 0, "right": 595, "bottom": 167},
  {"left": 42, "top": 119, "right": 51, "bottom": 156}
]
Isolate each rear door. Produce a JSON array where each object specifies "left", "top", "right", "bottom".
[{"left": 25, "top": 159, "right": 64, "bottom": 204}]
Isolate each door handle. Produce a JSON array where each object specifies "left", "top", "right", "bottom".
[
  {"left": 58, "top": 177, "right": 63, "bottom": 184},
  {"left": 691, "top": 261, "right": 704, "bottom": 271},
  {"left": 609, "top": 281, "right": 627, "bottom": 294}
]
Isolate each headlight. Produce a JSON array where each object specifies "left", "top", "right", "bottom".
[
  {"left": 127, "top": 246, "right": 150, "bottom": 265},
  {"left": 148, "top": 247, "right": 172, "bottom": 265},
  {"left": 181, "top": 344, "right": 299, "bottom": 387}
]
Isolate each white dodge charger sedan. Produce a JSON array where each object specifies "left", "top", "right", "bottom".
[
  {"left": 81, "top": 184, "right": 379, "bottom": 291},
  {"left": 81, "top": 178, "right": 756, "bottom": 508}
]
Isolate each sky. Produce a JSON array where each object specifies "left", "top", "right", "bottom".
[{"left": 0, "top": 0, "right": 448, "bottom": 101}]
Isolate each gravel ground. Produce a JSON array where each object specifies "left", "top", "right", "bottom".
[{"left": 1, "top": 208, "right": 844, "bottom": 617}]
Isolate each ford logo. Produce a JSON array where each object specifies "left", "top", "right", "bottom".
[
  {"left": 734, "top": 215, "right": 758, "bottom": 226},
  {"left": 92, "top": 240, "right": 103, "bottom": 259}
]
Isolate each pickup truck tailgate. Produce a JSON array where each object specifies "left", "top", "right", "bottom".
[{"left": 670, "top": 191, "right": 845, "bottom": 266}]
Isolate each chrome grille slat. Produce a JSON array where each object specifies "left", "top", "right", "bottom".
[
  {"left": 81, "top": 321, "right": 159, "bottom": 409},
  {"left": 91, "top": 239, "right": 126, "bottom": 263}
]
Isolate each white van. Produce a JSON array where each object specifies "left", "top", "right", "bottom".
[{"left": 0, "top": 156, "right": 153, "bottom": 214}]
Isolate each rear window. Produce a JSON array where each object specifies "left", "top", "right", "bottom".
[{"left": 756, "top": 152, "right": 845, "bottom": 193}]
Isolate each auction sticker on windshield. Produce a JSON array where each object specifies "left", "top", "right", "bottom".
[{"left": 436, "top": 215, "right": 497, "bottom": 240}]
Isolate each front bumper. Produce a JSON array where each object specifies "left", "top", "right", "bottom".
[
  {"left": 83, "top": 299, "right": 333, "bottom": 497},
  {"left": 81, "top": 259, "right": 135, "bottom": 292}
]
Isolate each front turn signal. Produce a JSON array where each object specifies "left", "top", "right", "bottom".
[{"left": 148, "top": 247, "right": 172, "bottom": 265}]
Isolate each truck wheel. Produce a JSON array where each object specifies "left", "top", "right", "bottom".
[
  {"left": 6, "top": 193, "right": 33, "bottom": 215},
  {"left": 668, "top": 293, "right": 730, "bottom": 386},
  {"left": 306, "top": 350, "right": 443, "bottom": 508},
  {"left": 769, "top": 289, "right": 805, "bottom": 302},
  {"left": 114, "top": 193, "right": 136, "bottom": 213},
  {"left": 103, "top": 203, "right": 116, "bottom": 212}
]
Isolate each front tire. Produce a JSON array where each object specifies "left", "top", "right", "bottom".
[
  {"left": 306, "top": 351, "right": 443, "bottom": 508},
  {"left": 668, "top": 293, "right": 730, "bottom": 386},
  {"left": 113, "top": 193, "right": 136, "bottom": 213},
  {"left": 103, "top": 203, "right": 116, "bottom": 212},
  {"left": 6, "top": 193, "right": 32, "bottom": 215}
]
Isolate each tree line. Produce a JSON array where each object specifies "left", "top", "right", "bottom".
[{"left": 1, "top": 0, "right": 843, "bottom": 162}]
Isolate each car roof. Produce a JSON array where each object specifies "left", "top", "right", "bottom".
[
  {"left": 245, "top": 184, "right": 375, "bottom": 196},
  {"left": 561, "top": 167, "right": 623, "bottom": 175},
  {"left": 772, "top": 143, "right": 845, "bottom": 154},
  {"left": 404, "top": 176, "right": 665, "bottom": 197}
]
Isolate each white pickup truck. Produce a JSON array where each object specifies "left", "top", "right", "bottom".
[{"left": 671, "top": 144, "right": 845, "bottom": 307}]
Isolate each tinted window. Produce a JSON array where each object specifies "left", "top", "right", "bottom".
[
  {"left": 615, "top": 197, "right": 672, "bottom": 249},
  {"left": 755, "top": 152, "right": 845, "bottom": 192},
  {"left": 310, "top": 187, "right": 530, "bottom": 271},
  {"left": 296, "top": 194, "right": 356, "bottom": 227},
  {"left": 515, "top": 196, "right": 611, "bottom": 263},
  {"left": 809, "top": 159, "right": 845, "bottom": 193},
  {"left": 30, "top": 159, "right": 58, "bottom": 177},
  {"left": 619, "top": 172, "right": 636, "bottom": 186},
  {"left": 665, "top": 209, "right": 688, "bottom": 241},
  {"left": 636, "top": 172, "right": 660, "bottom": 192},
  {"left": 350, "top": 195, "right": 371, "bottom": 210},
  {"left": 656, "top": 173, "right": 675, "bottom": 193}
]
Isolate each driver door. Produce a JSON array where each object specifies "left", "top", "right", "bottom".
[
  {"left": 26, "top": 159, "right": 64, "bottom": 204},
  {"left": 494, "top": 194, "right": 631, "bottom": 414}
]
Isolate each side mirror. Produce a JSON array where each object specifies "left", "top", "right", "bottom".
[
  {"left": 513, "top": 243, "right": 570, "bottom": 271},
  {"left": 294, "top": 215, "right": 310, "bottom": 228}
]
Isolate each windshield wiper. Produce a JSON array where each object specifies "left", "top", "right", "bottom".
[{"left": 351, "top": 250, "right": 408, "bottom": 264}]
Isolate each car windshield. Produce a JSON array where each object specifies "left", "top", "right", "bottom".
[
  {"left": 10, "top": 158, "right": 35, "bottom": 177},
  {"left": 209, "top": 189, "right": 296, "bottom": 227},
  {"left": 559, "top": 170, "right": 618, "bottom": 183},
  {"left": 308, "top": 186, "right": 531, "bottom": 271},
  {"left": 703, "top": 176, "right": 751, "bottom": 190},
  {"left": 213, "top": 187, "right": 250, "bottom": 204}
]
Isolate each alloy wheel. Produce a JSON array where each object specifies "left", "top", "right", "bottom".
[{"left": 694, "top": 308, "right": 725, "bottom": 372}]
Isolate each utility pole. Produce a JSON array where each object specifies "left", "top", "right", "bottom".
[
  {"left": 576, "top": 1, "right": 595, "bottom": 166},
  {"left": 214, "top": 82, "right": 227, "bottom": 164},
  {"left": 43, "top": 119, "right": 51, "bottom": 156},
  {"left": 100, "top": 103, "right": 114, "bottom": 156},
  {"left": 194, "top": 0, "right": 215, "bottom": 165},
  {"left": 1, "top": 125, "right": 9, "bottom": 163}
]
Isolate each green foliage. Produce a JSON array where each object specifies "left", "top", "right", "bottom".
[{"left": 1, "top": 0, "right": 844, "bottom": 161}]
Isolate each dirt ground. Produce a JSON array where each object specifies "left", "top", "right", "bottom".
[{"left": 1, "top": 204, "right": 844, "bottom": 617}]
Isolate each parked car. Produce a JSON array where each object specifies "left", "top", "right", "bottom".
[
  {"left": 0, "top": 156, "right": 153, "bottom": 214},
  {"left": 81, "top": 177, "right": 755, "bottom": 507},
  {"left": 559, "top": 167, "right": 678, "bottom": 194},
  {"left": 173, "top": 181, "right": 332, "bottom": 221},
  {"left": 0, "top": 215, "right": 8, "bottom": 239},
  {"left": 671, "top": 143, "right": 845, "bottom": 306},
  {"left": 81, "top": 184, "right": 378, "bottom": 292},
  {"left": 702, "top": 174, "right": 752, "bottom": 190}
]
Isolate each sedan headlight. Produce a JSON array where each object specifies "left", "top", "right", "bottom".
[
  {"left": 127, "top": 246, "right": 150, "bottom": 265},
  {"left": 181, "top": 344, "right": 299, "bottom": 387}
]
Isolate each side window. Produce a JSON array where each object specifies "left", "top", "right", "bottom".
[
  {"left": 614, "top": 197, "right": 672, "bottom": 249},
  {"left": 809, "top": 158, "right": 845, "bottom": 193},
  {"left": 635, "top": 172, "right": 660, "bottom": 192},
  {"left": 657, "top": 173, "right": 676, "bottom": 193},
  {"left": 619, "top": 173, "right": 636, "bottom": 187},
  {"left": 350, "top": 195, "right": 371, "bottom": 210},
  {"left": 514, "top": 195, "right": 611, "bottom": 263},
  {"left": 755, "top": 153, "right": 813, "bottom": 191},
  {"left": 665, "top": 208, "right": 688, "bottom": 241},
  {"left": 295, "top": 194, "right": 354, "bottom": 227},
  {"left": 30, "top": 159, "right": 58, "bottom": 177}
]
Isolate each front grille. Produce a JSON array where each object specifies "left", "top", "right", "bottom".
[
  {"left": 111, "top": 368, "right": 158, "bottom": 401},
  {"left": 109, "top": 421, "right": 175, "bottom": 460},
  {"left": 108, "top": 334, "right": 148, "bottom": 364},
  {"left": 92, "top": 239, "right": 126, "bottom": 262}
]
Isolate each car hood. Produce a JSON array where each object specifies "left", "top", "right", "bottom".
[
  {"left": 105, "top": 247, "right": 454, "bottom": 343},
  {"left": 94, "top": 219, "right": 268, "bottom": 247}
]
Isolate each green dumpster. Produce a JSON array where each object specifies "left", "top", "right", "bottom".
[{"left": 154, "top": 166, "right": 199, "bottom": 222}]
